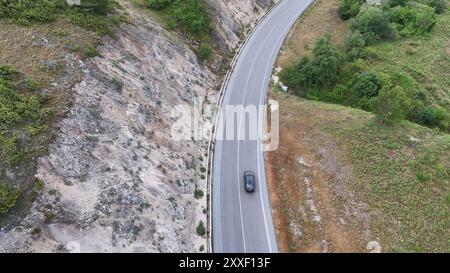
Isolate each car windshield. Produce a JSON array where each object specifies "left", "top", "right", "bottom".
[{"left": 246, "top": 175, "right": 254, "bottom": 185}]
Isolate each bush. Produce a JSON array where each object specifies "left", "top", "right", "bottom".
[
  {"left": 353, "top": 73, "right": 382, "bottom": 98},
  {"left": 78, "top": 0, "right": 112, "bottom": 15},
  {"left": 344, "top": 31, "right": 366, "bottom": 60},
  {"left": 426, "top": 0, "right": 449, "bottom": 14},
  {"left": 279, "top": 58, "right": 311, "bottom": 94},
  {"left": 371, "top": 85, "right": 411, "bottom": 124},
  {"left": 0, "top": 182, "right": 19, "bottom": 214},
  {"left": 0, "top": 0, "right": 116, "bottom": 34},
  {"left": 0, "top": 66, "right": 52, "bottom": 166},
  {"left": 145, "top": 0, "right": 173, "bottom": 10},
  {"left": 310, "top": 35, "right": 342, "bottom": 88},
  {"left": 280, "top": 35, "right": 341, "bottom": 93},
  {"left": 350, "top": 6, "right": 394, "bottom": 43},
  {"left": 196, "top": 220, "right": 206, "bottom": 236},
  {"left": 416, "top": 106, "right": 450, "bottom": 129},
  {"left": 414, "top": 5, "right": 437, "bottom": 32},
  {"left": 197, "top": 44, "right": 212, "bottom": 60},
  {"left": 194, "top": 189, "right": 204, "bottom": 199},
  {"left": 388, "top": 0, "right": 408, "bottom": 7},
  {"left": 417, "top": 106, "right": 439, "bottom": 124},
  {"left": 338, "top": 0, "right": 365, "bottom": 20},
  {"left": 145, "top": 0, "right": 211, "bottom": 36}
]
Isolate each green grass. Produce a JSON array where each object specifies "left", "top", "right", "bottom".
[
  {"left": 0, "top": 182, "right": 19, "bottom": 214},
  {"left": 361, "top": 12, "right": 450, "bottom": 111},
  {"left": 140, "top": 0, "right": 212, "bottom": 38},
  {"left": 0, "top": 65, "right": 52, "bottom": 166},
  {"left": 325, "top": 117, "right": 450, "bottom": 252},
  {"left": 0, "top": 0, "right": 119, "bottom": 35},
  {"left": 138, "top": 0, "right": 214, "bottom": 57}
]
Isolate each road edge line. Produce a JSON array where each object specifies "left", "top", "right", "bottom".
[{"left": 205, "top": 0, "right": 283, "bottom": 253}]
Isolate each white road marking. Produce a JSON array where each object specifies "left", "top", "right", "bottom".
[{"left": 236, "top": 0, "right": 300, "bottom": 252}]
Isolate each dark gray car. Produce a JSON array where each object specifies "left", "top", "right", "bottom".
[{"left": 244, "top": 171, "right": 256, "bottom": 193}]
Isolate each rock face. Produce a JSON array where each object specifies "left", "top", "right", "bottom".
[
  {"left": 0, "top": 1, "right": 271, "bottom": 252},
  {"left": 206, "top": 0, "right": 275, "bottom": 50}
]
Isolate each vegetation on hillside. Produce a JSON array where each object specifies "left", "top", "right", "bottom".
[
  {"left": 328, "top": 116, "right": 450, "bottom": 252},
  {"left": 0, "top": 65, "right": 53, "bottom": 214},
  {"left": 280, "top": 1, "right": 449, "bottom": 130},
  {"left": 0, "top": 182, "right": 19, "bottom": 214},
  {"left": 0, "top": 0, "right": 119, "bottom": 35},
  {"left": 141, "top": 0, "right": 213, "bottom": 59},
  {"left": 0, "top": 66, "right": 53, "bottom": 167}
]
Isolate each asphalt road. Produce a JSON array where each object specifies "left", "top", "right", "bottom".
[{"left": 212, "top": 0, "right": 315, "bottom": 253}]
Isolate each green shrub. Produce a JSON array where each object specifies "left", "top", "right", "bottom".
[
  {"left": 279, "top": 64, "right": 306, "bottom": 94},
  {"left": 194, "top": 189, "right": 204, "bottom": 199},
  {"left": 425, "top": 0, "right": 449, "bottom": 14},
  {"left": 145, "top": 0, "right": 173, "bottom": 10},
  {"left": 338, "top": 0, "right": 365, "bottom": 20},
  {"left": 82, "top": 44, "right": 100, "bottom": 58},
  {"left": 344, "top": 31, "right": 366, "bottom": 60},
  {"left": 388, "top": 0, "right": 408, "bottom": 7},
  {"left": 414, "top": 5, "right": 437, "bottom": 32},
  {"left": 145, "top": 0, "right": 211, "bottom": 37},
  {"left": 350, "top": 6, "right": 394, "bottom": 43},
  {"left": 280, "top": 35, "right": 341, "bottom": 93},
  {"left": 353, "top": 73, "right": 382, "bottom": 99},
  {"left": 416, "top": 106, "right": 450, "bottom": 130},
  {"left": 196, "top": 220, "right": 206, "bottom": 236},
  {"left": 371, "top": 85, "right": 411, "bottom": 124},
  {"left": 0, "top": 66, "right": 52, "bottom": 166},
  {"left": 0, "top": 0, "right": 117, "bottom": 34},
  {"left": 78, "top": 0, "right": 112, "bottom": 15},
  {"left": 310, "top": 35, "right": 342, "bottom": 88},
  {"left": 197, "top": 44, "right": 212, "bottom": 60},
  {"left": 0, "top": 182, "right": 19, "bottom": 214}
]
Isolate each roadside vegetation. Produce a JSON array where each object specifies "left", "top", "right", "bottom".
[
  {"left": 0, "top": 0, "right": 120, "bottom": 35},
  {"left": 280, "top": 0, "right": 449, "bottom": 130},
  {"left": 138, "top": 0, "right": 213, "bottom": 59},
  {"left": 270, "top": 0, "right": 449, "bottom": 252}
]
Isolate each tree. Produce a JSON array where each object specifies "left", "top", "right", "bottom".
[
  {"left": 279, "top": 56, "right": 313, "bottom": 94},
  {"left": 344, "top": 31, "right": 366, "bottom": 60},
  {"left": 351, "top": 6, "right": 394, "bottom": 43},
  {"left": 414, "top": 5, "right": 437, "bottom": 32},
  {"left": 310, "top": 35, "right": 342, "bottom": 88},
  {"left": 338, "top": 0, "right": 365, "bottom": 20},
  {"left": 371, "top": 85, "right": 410, "bottom": 124},
  {"left": 353, "top": 73, "right": 381, "bottom": 98}
]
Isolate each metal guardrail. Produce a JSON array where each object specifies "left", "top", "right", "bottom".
[{"left": 205, "top": 0, "right": 283, "bottom": 253}]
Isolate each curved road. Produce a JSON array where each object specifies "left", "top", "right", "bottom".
[{"left": 212, "top": 0, "right": 315, "bottom": 253}]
